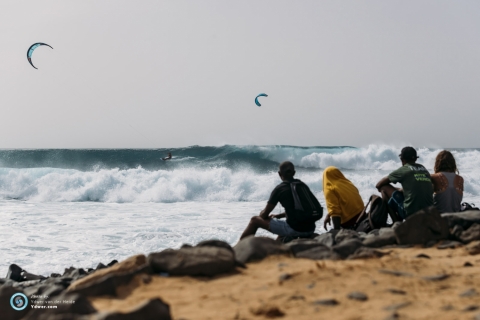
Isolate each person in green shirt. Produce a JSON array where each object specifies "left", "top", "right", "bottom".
[{"left": 376, "top": 146, "right": 433, "bottom": 219}]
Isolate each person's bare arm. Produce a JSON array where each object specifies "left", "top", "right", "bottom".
[
  {"left": 376, "top": 176, "right": 391, "bottom": 191},
  {"left": 259, "top": 203, "right": 276, "bottom": 219}
]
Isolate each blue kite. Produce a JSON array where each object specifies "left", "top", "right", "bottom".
[
  {"left": 27, "top": 43, "right": 53, "bottom": 69},
  {"left": 255, "top": 93, "right": 268, "bottom": 107}
]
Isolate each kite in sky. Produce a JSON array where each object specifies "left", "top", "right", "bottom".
[
  {"left": 255, "top": 93, "right": 268, "bottom": 107},
  {"left": 27, "top": 43, "right": 53, "bottom": 69}
]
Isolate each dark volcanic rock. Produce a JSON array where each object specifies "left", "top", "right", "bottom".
[
  {"left": 286, "top": 239, "right": 328, "bottom": 255},
  {"left": 348, "top": 247, "right": 389, "bottom": 260},
  {"left": 234, "top": 236, "right": 290, "bottom": 264},
  {"left": 395, "top": 207, "right": 449, "bottom": 245},
  {"left": 460, "top": 288, "right": 479, "bottom": 297},
  {"left": 0, "top": 286, "right": 29, "bottom": 320},
  {"left": 107, "top": 260, "right": 118, "bottom": 267},
  {"left": 6, "top": 264, "right": 23, "bottom": 282},
  {"left": 335, "top": 229, "right": 360, "bottom": 244},
  {"left": 387, "top": 288, "right": 406, "bottom": 295},
  {"left": 149, "top": 246, "right": 236, "bottom": 276},
  {"left": 96, "top": 298, "right": 172, "bottom": 320},
  {"left": 332, "top": 239, "right": 363, "bottom": 258},
  {"left": 24, "top": 284, "right": 65, "bottom": 298},
  {"left": 24, "top": 293, "right": 96, "bottom": 320},
  {"left": 442, "top": 211, "right": 480, "bottom": 229},
  {"left": 63, "top": 267, "right": 88, "bottom": 280},
  {"left": 450, "top": 224, "right": 464, "bottom": 240},
  {"left": 422, "top": 274, "right": 450, "bottom": 281},
  {"left": 295, "top": 246, "right": 341, "bottom": 260},
  {"left": 96, "top": 263, "right": 107, "bottom": 270},
  {"left": 314, "top": 232, "right": 335, "bottom": 247},
  {"left": 459, "top": 223, "right": 480, "bottom": 243},
  {"left": 363, "top": 228, "right": 397, "bottom": 248},
  {"left": 436, "top": 240, "right": 463, "bottom": 249}
]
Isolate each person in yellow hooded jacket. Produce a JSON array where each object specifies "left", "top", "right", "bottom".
[{"left": 323, "top": 166, "right": 364, "bottom": 229}]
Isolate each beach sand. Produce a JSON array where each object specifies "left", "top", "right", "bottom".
[{"left": 89, "top": 245, "right": 480, "bottom": 320}]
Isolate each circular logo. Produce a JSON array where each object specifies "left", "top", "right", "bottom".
[{"left": 10, "top": 293, "right": 28, "bottom": 311}]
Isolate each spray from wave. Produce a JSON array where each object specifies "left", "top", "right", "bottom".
[{"left": 0, "top": 145, "right": 478, "bottom": 202}]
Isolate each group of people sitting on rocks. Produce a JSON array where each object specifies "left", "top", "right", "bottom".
[{"left": 240, "top": 146, "right": 464, "bottom": 241}]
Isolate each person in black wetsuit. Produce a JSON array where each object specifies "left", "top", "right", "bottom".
[
  {"left": 162, "top": 152, "right": 172, "bottom": 161},
  {"left": 239, "top": 161, "right": 317, "bottom": 240}
]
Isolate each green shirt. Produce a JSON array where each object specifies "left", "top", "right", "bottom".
[{"left": 388, "top": 163, "right": 433, "bottom": 217}]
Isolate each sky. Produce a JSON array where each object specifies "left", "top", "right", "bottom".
[{"left": 0, "top": 1, "right": 480, "bottom": 148}]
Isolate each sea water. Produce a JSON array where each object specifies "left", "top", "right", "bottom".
[{"left": 1, "top": 145, "right": 479, "bottom": 275}]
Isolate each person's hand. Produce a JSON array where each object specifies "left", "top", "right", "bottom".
[
  {"left": 269, "top": 214, "right": 279, "bottom": 219},
  {"left": 323, "top": 215, "right": 331, "bottom": 230}
]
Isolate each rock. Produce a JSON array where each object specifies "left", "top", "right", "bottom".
[
  {"left": 379, "top": 269, "right": 413, "bottom": 277},
  {"left": 107, "top": 260, "right": 118, "bottom": 267},
  {"left": 196, "top": 239, "right": 234, "bottom": 252},
  {"left": 348, "top": 247, "right": 389, "bottom": 259},
  {"left": 149, "top": 246, "right": 236, "bottom": 276},
  {"left": 0, "top": 278, "right": 15, "bottom": 287},
  {"left": 368, "top": 229, "right": 380, "bottom": 236},
  {"left": 332, "top": 239, "right": 363, "bottom": 258},
  {"left": 363, "top": 230, "right": 397, "bottom": 248},
  {"left": 462, "top": 305, "right": 479, "bottom": 312},
  {"left": 395, "top": 207, "right": 449, "bottom": 245},
  {"left": 6, "top": 264, "right": 23, "bottom": 282},
  {"left": 464, "top": 262, "right": 474, "bottom": 267},
  {"left": 63, "top": 268, "right": 88, "bottom": 280},
  {"left": 95, "top": 298, "right": 172, "bottom": 320},
  {"left": 234, "top": 236, "right": 290, "bottom": 264},
  {"left": 295, "top": 246, "right": 341, "bottom": 260},
  {"left": 279, "top": 273, "right": 292, "bottom": 282},
  {"left": 24, "top": 284, "right": 65, "bottom": 298},
  {"left": 415, "top": 253, "right": 431, "bottom": 259},
  {"left": 384, "top": 312, "right": 399, "bottom": 320},
  {"left": 12, "top": 279, "right": 41, "bottom": 288},
  {"left": 387, "top": 288, "right": 406, "bottom": 295},
  {"left": 460, "top": 288, "right": 478, "bottom": 297},
  {"left": 436, "top": 240, "right": 463, "bottom": 249},
  {"left": 50, "top": 273, "right": 61, "bottom": 278},
  {"left": 460, "top": 223, "right": 480, "bottom": 243},
  {"left": 23, "top": 293, "right": 96, "bottom": 320},
  {"left": 450, "top": 224, "right": 464, "bottom": 239},
  {"left": 383, "top": 301, "right": 412, "bottom": 311},
  {"left": 250, "top": 304, "right": 285, "bottom": 318},
  {"left": 69, "top": 266, "right": 148, "bottom": 297},
  {"left": 68, "top": 255, "right": 146, "bottom": 292},
  {"left": 442, "top": 211, "right": 480, "bottom": 229},
  {"left": 21, "top": 270, "right": 46, "bottom": 281},
  {"left": 335, "top": 229, "right": 360, "bottom": 244},
  {"left": 347, "top": 291, "right": 368, "bottom": 301},
  {"left": 96, "top": 263, "right": 107, "bottom": 270},
  {"left": 422, "top": 274, "right": 450, "bottom": 281},
  {"left": 314, "top": 232, "right": 335, "bottom": 247},
  {"left": 0, "top": 286, "right": 29, "bottom": 319},
  {"left": 466, "top": 241, "right": 480, "bottom": 255},
  {"left": 312, "top": 299, "right": 339, "bottom": 306},
  {"left": 286, "top": 239, "right": 328, "bottom": 255}
]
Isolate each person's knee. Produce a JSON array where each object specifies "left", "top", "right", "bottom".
[{"left": 249, "top": 216, "right": 263, "bottom": 225}]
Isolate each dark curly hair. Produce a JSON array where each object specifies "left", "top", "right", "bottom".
[{"left": 434, "top": 150, "right": 458, "bottom": 174}]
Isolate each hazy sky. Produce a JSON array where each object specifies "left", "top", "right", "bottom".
[{"left": 1, "top": 1, "right": 480, "bottom": 148}]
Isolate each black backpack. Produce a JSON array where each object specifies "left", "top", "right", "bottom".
[
  {"left": 354, "top": 194, "right": 390, "bottom": 233},
  {"left": 287, "top": 180, "right": 323, "bottom": 224},
  {"left": 461, "top": 202, "right": 480, "bottom": 211}
]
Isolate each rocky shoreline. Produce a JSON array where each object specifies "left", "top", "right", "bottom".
[{"left": 2, "top": 207, "right": 480, "bottom": 320}]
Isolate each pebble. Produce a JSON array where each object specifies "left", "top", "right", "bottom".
[
  {"left": 379, "top": 269, "right": 413, "bottom": 277},
  {"left": 422, "top": 274, "right": 450, "bottom": 281},
  {"left": 387, "top": 288, "right": 406, "bottom": 295},
  {"left": 460, "top": 289, "right": 479, "bottom": 297},
  {"left": 415, "top": 253, "right": 431, "bottom": 259},
  {"left": 312, "top": 299, "right": 339, "bottom": 306},
  {"left": 384, "top": 301, "right": 411, "bottom": 311},
  {"left": 347, "top": 291, "right": 368, "bottom": 301}
]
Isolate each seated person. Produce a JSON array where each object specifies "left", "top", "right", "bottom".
[
  {"left": 323, "top": 166, "right": 364, "bottom": 230},
  {"left": 239, "top": 161, "right": 318, "bottom": 240},
  {"left": 376, "top": 146, "right": 433, "bottom": 219},
  {"left": 431, "top": 150, "right": 463, "bottom": 213}
]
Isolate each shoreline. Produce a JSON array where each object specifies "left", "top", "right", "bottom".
[{"left": 2, "top": 208, "right": 480, "bottom": 319}]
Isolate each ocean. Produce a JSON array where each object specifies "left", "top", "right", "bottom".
[{"left": 1, "top": 145, "right": 479, "bottom": 275}]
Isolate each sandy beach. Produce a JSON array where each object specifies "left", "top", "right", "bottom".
[{"left": 89, "top": 245, "right": 480, "bottom": 320}]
